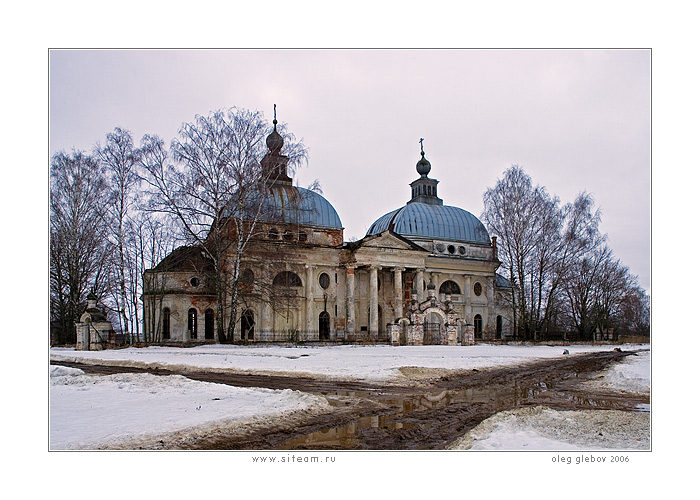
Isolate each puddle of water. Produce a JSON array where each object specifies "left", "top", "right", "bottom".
[{"left": 277, "top": 383, "right": 549, "bottom": 449}]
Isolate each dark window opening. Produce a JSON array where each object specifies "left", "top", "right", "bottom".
[
  {"left": 188, "top": 308, "right": 198, "bottom": 339},
  {"left": 283, "top": 231, "right": 294, "bottom": 241},
  {"left": 319, "top": 311, "right": 330, "bottom": 340},
  {"left": 190, "top": 277, "right": 199, "bottom": 287},
  {"left": 319, "top": 272, "right": 330, "bottom": 289},
  {"left": 474, "top": 282, "right": 482, "bottom": 296},
  {"left": 496, "top": 315, "right": 503, "bottom": 339},
  {"left": 162, "top": 308, "right": 171, "bottom": 340},
  {"left": 205, "top": 309, "right": 215, "bottom": 340},
  {"left": 241, "top": 309, "right": 254, "bottom": 340},
  {"left": 273, "top": 271, "right": 302, "bottom": 287},
  {"left": 268, "top": 228, "right": 279, "bottom": 239},
  {"left": 439, "top": 280, "right": 461, "bottom": 295},
  {"left": 298, "top": 232, "right": 308, "bottom": 242},
  {"left": 474, "top": 314, "right": 483, "bottom": 339},
  {"left": 241, "top": 268, "right": 254, "bottom": 286}
]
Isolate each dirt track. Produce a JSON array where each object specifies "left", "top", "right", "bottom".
[{"left": 52, "top": 349, "right": 649, "bottom": 450}]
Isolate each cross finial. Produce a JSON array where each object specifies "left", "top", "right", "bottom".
[
  {"left": 273, "top": 103, "right": 277, "bottom": 121},
  {"left": 419, "top": 138, "right": 425, "bottom": 154}
]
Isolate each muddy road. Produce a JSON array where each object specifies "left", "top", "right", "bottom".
[{"left": 52, "top": 349, "right": 649, "bottom": 450}]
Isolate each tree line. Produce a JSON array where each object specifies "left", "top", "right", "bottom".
[{"left": 482, "top": 165, "right": 650, "bottom": 341}]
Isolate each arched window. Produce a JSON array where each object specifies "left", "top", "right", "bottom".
[
  {"left": 205, "top": 309, "right": 215, "bottom": 340},
  {"left": 188, "top": 308, "right": 198, "bottom": 339},
  {"left": 319, "top": 311, "right": 330, "bottom": 340},
  {"left": 241, "top": 309, "right": 255, "bottom": 340},
  {"left": 439, "top": 280, "right": 461, "bottom": 295},
  {"left": 273, "top": 271, "right": 302, "bottom": 287},
  {"left": 162, "top": 308, "right": 171, "bottom": 340},
  {"left": 474, "top": 314, "right": 483, "bottom": 338},
  {"left": 496, "top": 315, "right": 503, "bottom": 339}
]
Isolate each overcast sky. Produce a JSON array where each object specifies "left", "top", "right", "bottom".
[{"left": 49, "top": 49, "right": 650, "bottom": 291}]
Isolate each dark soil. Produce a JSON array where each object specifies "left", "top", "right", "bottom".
[{"left": 51, "top": 349, "right": 649, "bottom": 450}]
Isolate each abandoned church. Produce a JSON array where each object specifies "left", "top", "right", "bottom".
[{"left": 141, "top": 120, "right": 514, "bottom": 346}]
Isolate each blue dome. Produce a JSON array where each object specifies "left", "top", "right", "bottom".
[
  {"left": 257, "top": 184, "right": 343, "bottom": 229},
  {"left": 367, "top": 202, "right": 490, "bottom": 243}
]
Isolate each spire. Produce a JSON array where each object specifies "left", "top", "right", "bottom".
[
  {"left": 409, "top": 138, "right": 442, "bottom": 206},
  {"left": 416, "top": 138, "right": 432, "bottom": 177},
  {"left": 261, "top": 104, "right": 292, "bottom": 184},
  {"left": 266, "top": 103, "right": 284, "bottom": 154}
]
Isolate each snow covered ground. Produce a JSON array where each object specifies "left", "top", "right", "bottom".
[
  {"left": 49, "top": 344, "right": 650, "bottom": 450},
  {"left": 49, "top": 365, "right": 329, "bottom": 450},
  {"left": 49, "top": 343, "right": 646, "bottom": 381}
]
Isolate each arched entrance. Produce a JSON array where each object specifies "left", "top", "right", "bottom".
[
  {"left": 188, "top": 308, "right": 198, "bottom": 339},
  {"left": 319, "top": 311, "right": 330, "bottom": 340},
  {"left": 205, "top": 309, "right": 215, "bottom": 340},
  {"left": 474, "top": 314, "right": 483, "bottom": 339},
  {"left": 241, "top": 309, "right": 255, "bottom": 340},
  {"left": 423, "top": 310, "right": 445, "bottom": 345}
]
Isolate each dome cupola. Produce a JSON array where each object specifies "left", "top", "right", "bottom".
[{"left": 366, "top": 138, "right": 491, "bottom": 245}]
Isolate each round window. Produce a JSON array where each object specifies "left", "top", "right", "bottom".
[
  {"left": 268, "top": 228, "right": 279, "bottom": 240},
  {"left": 190, "top": 277, "right": 199, "bottom": 287},
  {"left": 319, "top": 272, "right": 330, "bottom": 289},
  {"left": 447, "top": 245, "right": 455, "bottom": 254},
  {"left": 436, "top": 243, "right": 445, "bottom": 253},
  {"left": 473, "top": 282, "right": 482, "bottom": 296},
  {"left": 459, "top": 246, "right": 466, "bottom": 255},
  {"left": 241, "top": 268, "right": 254, "bottom": 286}
]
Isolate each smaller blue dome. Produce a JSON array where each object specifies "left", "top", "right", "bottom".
[
  {"left": 367, "top": 202, "right": 489, "bottom": 243},
  {"left": 265, "top": 184, "right": 342, "bottom": 228}
]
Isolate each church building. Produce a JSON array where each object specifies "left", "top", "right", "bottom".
[{"left": 142, "top": 118, "right": 514, "bottom": 345}]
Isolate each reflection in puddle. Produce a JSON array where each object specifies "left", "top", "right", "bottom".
[{"left": 277, "top": 383, "right": 552, "bottom": 450}]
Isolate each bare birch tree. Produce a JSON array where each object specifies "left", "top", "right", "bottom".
[
  {"left": 140, "top": 107, "right": 307, "bottom": 342},
  {"left": 95, "top": 127, "right": 142, "bottom": 342},
  {"left": 50, "top": 150, "right": 112, "bottom": 344}
]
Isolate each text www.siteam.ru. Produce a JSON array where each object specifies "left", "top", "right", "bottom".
[{"left": 252, "top": 455, "right": 337, "bottom": 464}]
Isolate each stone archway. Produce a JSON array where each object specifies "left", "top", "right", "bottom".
[{"left": 423, "top": 307, "right": 447, "bottom": 345}]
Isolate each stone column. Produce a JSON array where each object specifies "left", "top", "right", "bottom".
[
  {"left": 345, "top": 265, "right": 356, "bottom": 338},
  {"left": 463, "top": 274, "right": 472, "bottom": 323},
  {"left": 393, "top": 267, "right": 404, "bottom": 319},
  {"left": 416, "top": 268, "right": 425, "bottom": 302},
  {"left": 305, "top": 265, "right": 316, "bottom": 341},
  {"left": 487, "top": 277, "right": 495, "bottom": 338},
  {"left": 261, "top": 268, "right": 273, "bottom": 341},
  {"left": 369, "top": 265, "right": 380, "bottom": 340}
]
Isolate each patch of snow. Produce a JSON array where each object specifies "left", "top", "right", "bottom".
[
  {"left": 449, "top": 406, "right": 650, "bottom": 451},
  {"left": 50, "top": 367, "right": 329, "bottom": 450}
]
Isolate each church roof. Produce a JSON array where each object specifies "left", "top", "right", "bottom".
[
  {"left": 261, "top": 183, "right": 343, "bottom": 229},
  {"left": 367, "top": 203, "right": 490, "bottom": 243},
  {"left": 366, "top": 140, "right": 491, "bottom": 244}
]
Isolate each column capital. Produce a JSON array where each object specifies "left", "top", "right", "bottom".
[
  {"left": 392, "top": 267, "right": 406, "bottom": 272},
  {"left": 305, "top": 264, "right": 317, "bottom": 270}
]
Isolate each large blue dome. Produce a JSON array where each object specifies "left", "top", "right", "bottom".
[
  {"left": 224, "top": 183, "right": 342, "bottom": 229},
  {"left": 367, "top": 202, "right": 490, "bottom": 243}
]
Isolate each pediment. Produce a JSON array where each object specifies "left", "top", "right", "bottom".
[{"left": 349, "top": 230, "right": 427, "bottom": 253}]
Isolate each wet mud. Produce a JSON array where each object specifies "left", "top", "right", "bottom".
[{"left": 52, "top": 349, "right": 649, "bottom": 450}]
